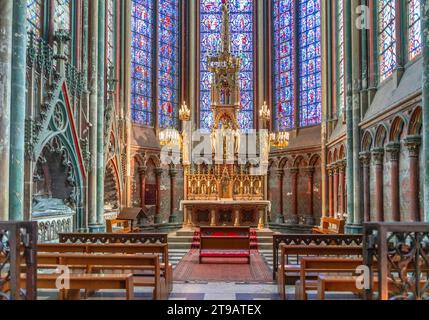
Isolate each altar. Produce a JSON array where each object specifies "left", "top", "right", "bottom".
[{"left": 180, "top": 200, "right": 271, "bottom": 230}]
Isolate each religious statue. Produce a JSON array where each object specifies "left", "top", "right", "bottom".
[{"left": 233, "top": 129, "right": 240, "bottom": 154}]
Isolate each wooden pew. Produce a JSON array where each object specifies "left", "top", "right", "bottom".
[
  {"left": 59, "top": 232, "right": 168, "bottom": 245},
  {"left": 277, "top": 245, "right": 363, "bottom": 300},
  {"left": 37, "top": 243, "right": 173, "bottom": 293},
  {"left": 199, "top": 227, "right": 251, "bottom": 264},
  {"left": 21, "top": 273, "right": 135, "bottom": 300},
  {"left": 295, "top": 257, "right": 364, "bottom": 300},
  {"left": 36, "top": 253, "right": 164, "bottom": 300},
  {"left": 272, "top": 233, "right": 363, "bottom": 280},
  {"left": 312, "top": 217, "right": 345, "bottom": 234}
]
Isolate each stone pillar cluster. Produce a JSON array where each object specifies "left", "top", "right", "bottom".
[{"left": 326, "top": 161, "right": 346, "bottom": 219}]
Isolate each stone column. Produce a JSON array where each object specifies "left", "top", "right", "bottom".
[
  {"left": 386, "top": 143, "right": 401, "bottom": 221},
  {"left": 234, "top": 209, "right": 240, "bottom": 227},
  {"left": 422, "top": 0, "right": 429, "bottom": 222},
  {"left": 359, "top": 152, "right": 371, "bottom": 222},
  {"left": 0, "top": 0, "right": 12, "bottom": 221},
  {"left": 404, "top": 136, "right": 421, "bottom": 222},
  {"left": 96, "top": 0, "right": 106, "bottom": 226},
  {"left": 333, "top": 164, "right": 339, "bottom": 217},
  {"left": 338, "top": 161, "right": 346, "bottom": 215},
  {"left": 258, "top": 207, "right": 266, "bottom": 230},
  {"left": 328, "top": 166, "right": 334, "bottom": 217},
  {"left": 372, "top": 148, "right": 385, "bottom": 222},
  {"left": 210, "top": 208, "right": 216, "bottom": 226},
  {"left": 138, "top": 166, "right": 147, "bottom": 208},
  {"left": 304, "top": 167, "right": 315, "bottom": 225},
  {"left": 169, "top": 168, "right": 179, "bottom": 223},
  {"left": 88, "top": 0, "right": 99, "bottom": 229},
  {"left": 276, "top": 169, "right": 284, "bottom": 223},
  {"left": 9, "top": 0, "right": 27, "bottom": 221},
  {"left": 154, "top": 168, "right": 163, "bottom": 224},
  {"left": 288, "top": 168, "right": 299, "bottom": 224}
]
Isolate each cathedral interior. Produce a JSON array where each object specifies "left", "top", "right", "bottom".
[{"left": 0, "top": 0, "right": 429, "bottom": 302}]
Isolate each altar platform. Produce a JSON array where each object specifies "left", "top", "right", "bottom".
[{"left": 180, "top": 200, "right": 271, "bottom": 230}]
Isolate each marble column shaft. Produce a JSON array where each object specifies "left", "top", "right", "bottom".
[
  {"left": 9, "top": 0, "right": 27, "bottom": 221},
  {"left": 139, "top": 166, "right": 147, "bottom": 208},
  {"left": 88, "top": 0, "right": 99, "bottom": 227},
  {"left": 372, "top": 149, "right": 385, "bottom": 222},
  {"left": 386, "top": 143, "right": 401, "bottom": 222},
  {"left": 0, "top": 0, "right": 12, "bottom": 221},
  {"left": 333, "top": 165, "right": 339, "bottom": 216},
  {"left": 422, "top": 0, "right": 429, "bottom": 222},
  {"left": 154, "top": 168, "right": 163, "bottom": 223},
  {"left": 290, "top": 168, "right": 299, "bottom": 217},
  {"left": 359, "top": 152, "right": 371, "bottom": 223},
  {"left": 405, "top": 136, "right": 421, "bottom": 222},
  {"left": 328, "top": 167, "right": 334, "bottom": 217},
  {"left": 96, "top": 0, "right": 105, "bottom": 225}
]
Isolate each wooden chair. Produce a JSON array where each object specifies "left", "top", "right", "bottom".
[{"left": 312, "top": 217, "right": 345, "bottom": 234}]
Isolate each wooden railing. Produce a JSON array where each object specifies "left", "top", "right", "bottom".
[
  {"left": 363, "top": 222, "right": 429, "bottom": 300},
  {"left": 0, "top": 222, "right": 38, "bottom": 300},
  {"left": 59, "top": 232, "right": 168, "bottom": 244},
  {"left": 272, "top": 233, "right": 363, "bottom": 280}
]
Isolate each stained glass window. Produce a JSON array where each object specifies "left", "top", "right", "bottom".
[
  {"left": 158, "top": 0, "right": 180, "bottom": 128},
  {"left": 273, "top": 0, "right": 295, "bottom": 131},
  {"left": 107, "top": 0, "right": 115, "bottom": 67},
  {"left": 336, "top": 0, "right": 345, "bottom": 114},
  {"left": 131, "top": 0, "right": 154, "bottom": 126},
  {"left": 298, "top": 0, "right": 322, "bottom": 127},
  {"left": 27, "top": 0, "right": 43, "bottom": 37},
  {"left": 378, "top": 0, "right": 397, "bottom": 81},
  {"left": 199, "top": 0, "right": 255, "bottom": 130},
  {"left": 54, "top": 0, "right": 71, "bottom": 57},
  {"left": 408, "top": 0, "right": 422, "bottom": 60}
]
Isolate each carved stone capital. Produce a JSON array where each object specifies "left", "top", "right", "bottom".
[
  {"left": 303, "top": 167, "right": 315, "bottom": 176},
  {"left": 169, "top": 168, "right": 179, "bottom": 178},
  {"left": 404, "top": 135, "right": 421, "bottom": 158},
  {"left": 371, "top": 148, "right": 385, "bottom": 165},
  {"left": 385, "top": 142, "right": 401, "bottom": 162},
  {"left": 359, "top": 152, "right": 371, "bottom": 167},
  {"left": 138, "top": 166, "right": 147, "bottom": 176},
  {"left": 289, "top": 167, "right": 299, "bottom": 175},
  {"left": 337, "top": 160, "right": 347, "bottom": 173},
  {"left": 275, "top": 169, "right": 284, "bottom": 178},
  {"left": 155, "top": 168, "right": 164, "bottom": 177},
  {"left": 327, "top": 165, "right": 334, "bottom": 176}
]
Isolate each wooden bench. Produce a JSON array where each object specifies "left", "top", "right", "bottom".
[
  {"left": 37, "top": 243, "right": 173, "bottom": 293},
  {"left": 272, "top": 233, "right": 363, "bottom": 280},
  {"left": 199, "top": 227, "right": 251, "bottom": 264},
  {"left": 295, "top": 257, "right": 365, "bottom": 300},
  {"left": 36, "top": 253, "right": 165, "bottom": 300},
  {"left": 21, "top": 273, "right": 135, "bottom": 300},
  {"left": 277, "top": 244, "right": 363, "bottom": 300},
  {"left": 312, "top": 217, "right": 345, "bottom": 234}
]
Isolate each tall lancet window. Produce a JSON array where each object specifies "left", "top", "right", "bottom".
[
  {"left": 158, "top": 0, "right": 180, "bottom": 129},
  {"left": 272, "top": 0, "right": 321, "bottom": 130},
  {"left": 199, "top": 0, "right": 255, "bottom": 130},
  {"left": 336, "top": 0, "right": 345, "bottom": 115},
  {"left": 131, "top": 0, "right": 155, "bottom": 126},
  {"left": 106, "top": 0, "right": 116, "bottom": 67},
  {"left": 378, "top": 0, "right": 397, "bottom": 81},
  {"left": 408, "top": 0, "right": 422, "bottom": 60},
  {"left": 273, "top": 0, "right": 295, "bottom": 130},
  {"left": 53, "top": 0, "right": 72, "bottom": 57},
  {"left": 27, "top": 0, "right": 43, "bottom": 37},
  {"left": 298, "top": 0, "right": 322, "bottom": 127}
]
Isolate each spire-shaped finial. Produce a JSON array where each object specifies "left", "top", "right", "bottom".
[{"left": 221, "top": 0, "right": 231, "bottom": 54}]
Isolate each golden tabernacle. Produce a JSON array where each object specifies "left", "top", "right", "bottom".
[{"left": 179, "top": 1, "right": 270, "bottom": 229}]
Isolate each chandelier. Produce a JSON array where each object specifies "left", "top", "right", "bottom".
[
  {"left": 259, "top": 101, "right": 290, "bottom": 149},
  {"left": 159, "top": 128, "right": 181, "bottom": 146},
  {"left": 179, "top": 101, "right": 191, "bottom": 121}
]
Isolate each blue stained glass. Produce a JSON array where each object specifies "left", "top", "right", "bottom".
[
  {"left": 199, "top": 0, "right": 255, "bottom": 130},
  {"left": 131, "top": 0, "right": 154, "bottom": 126},
  {"left": 158, "top": 0, "right": 180, "bottom": 128},
  {"left": 408, "top": 0, "right": 422, "bottom": 60},
  {"left": 27, "top": 0, "right": 43, "bottom": 37},
  {"left": 378, "top": 0, "right": 397, "bottom": 81},
  {"left": 273, "top": 0, "right": 295, "bottom": 131},
  {"left": 298, "top": 0, "right": 321, "bottom": 127}
]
